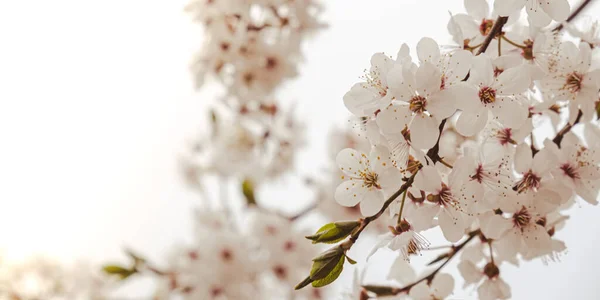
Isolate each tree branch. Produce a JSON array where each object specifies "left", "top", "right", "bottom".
[
  {"left": 553, "top": 0, "right": 595, "bottom": 32},
  {"left": 552, "top": 109, "right": 583, "bottom": 147},
  {"left": 364, "top": 230, "right": 480, "bottom": 297},
  {"left": 476, "top": 17, "right": 509, "bottom": 55}
]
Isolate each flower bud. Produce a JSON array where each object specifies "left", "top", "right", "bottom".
[
  {"left": 483, "top": 262, "right": 500, "bottom": 279},
  {"left": 305, "top": 221, "right": 361, "bottom": 244}
]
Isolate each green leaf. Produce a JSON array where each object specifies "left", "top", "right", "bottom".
[
  {"left": 311, "top": 253, "right": 345, "bottom": 288},
  {"left": 345, "top": 254, "right": 357, "bottom": 265},
  {"left": 310, "top": 246, "right": 346, "bottom": 281},
  {"left": 102, "top": 265, "right": 136, "bottom": 280},
  {"left": 305, "top": 221, "right": 360, "bottom": 244},
  {"left": 294, "top": 276, "right": 314, "bottom": 290},
  {"left": 241, "top": 179, "right": 257, "bottom": 206}
]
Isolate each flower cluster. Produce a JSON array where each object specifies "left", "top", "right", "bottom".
[
  {"left": 0, "top": 256, "right": 111, "bottom": 300},
  {"left": 295, "top": 0, "right": 600, "bottom": 299}
]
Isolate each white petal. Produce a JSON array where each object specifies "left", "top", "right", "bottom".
[
  {"left": 522, "top": 224, "right": 552, "bottom": 252},
  {"left": 414, "top": 165, "right": 443, "bottom": 192},
  {"left": 480, "top": 213, "right": 513, "bottom": 239},
  {"left": 336, "top": 148, "right": 366, "bottom": 176},
  {"left": 531, "top": 147, "right": 556, "bottom": 175},
  {"left": 465, "top": 0, "right": 490, "bottom": 20},
  {"left": 343, "top": 83, "right": 380, "bottom": 116},
  {"left": 360, "top": 190, "right": 386, "bottom": 216},
  {"left": 488, "top": 97, "right": 527, "bottom": 129},
  {"left": 453, "top": 84, "right": 483, "bottom": 113},
  {"left": 514, "top": 143, "right": 533, "bottom": 174},
  {"left": 376, "top": 104, "right": 411, "bottom": 134},
  {"left": 408, "top": 281, "right": 431, "bottom": 300},
  {"left": 456, "top": 109, "right": 488, "bottom": 136},
  {"left": 388, "top": 256, "right": 417, "bottom": 284},
  {"left": 478, "top": 278, "right": 512, "bottom": 300},
  {"left": 431, "top": 273, "right": 455, "bottom": 299},
  {"left": 417, "top": 37, "right": 441, "bottom": 65},
  {"left": 367, "top": 232, "right": 394, "bottom": 260},
  {"left": 470, "top": 54, "right": 494, "bottom": 87},
  {"left": 526, "top": 1, "right": 552, "bottom": 27},
  {"left": 540, "top": 0, "right": 570, "bottom": 22},
  {"left": 416, "top": 62, "right": 442, "bottom": 97},
  {"left": 410, "top": 114, "right": 440, "bottom": 149},
  {"left": 495, "top": 229, "right": 523, "bottom": 259},
  {"left": 427, "top": 88, "right": 459, "bottom": 120},
  {"left": 334, "top": 180, "right": 363, "bottom": 207},
  {"left": 494, "top": 0, "right": 526, "bottom": 16},
  {"left": 445, "top": 50, "right": 472, "bottom": 84},
  {"left": 439, "top": 208, "right": 466, "bottom": 243},
  {"left": 408, "top": 204, "right": 440, "bottom": 231},
  {"left": 495, "top": 65, "right": 530, "bottom": 95},
  {"left": 458, "top": 260, "right": 483, "bottom": 287}
]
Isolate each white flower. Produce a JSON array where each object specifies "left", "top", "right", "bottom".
[
  {"left": 377, "top": 38, "right": 470, "bottom": 149},
  {"left": 368, "top": 221, "right": 431, "bottom": 261},
  {"left": 513, "top": 142, "right": 557, "bottom": 194},
  {"left": 541, "top": 41, "right": 600, "bottom": 122},
  {"left": 566, "top": 17, "right": 600, "bottom": 48},
  {"left": 494, "top": 0, "right": 570, "bottom": 27},
  {"left": 456, "top": 54, "right": 530, "bottom": 136},
  {"left": 409, "top": 273, "right": 455, "bottom": 300},
  {"left": 546, "top": 135, "right": 600, "bottom": 205},
  {"left": 343, "top": 51, "right": 400, "bottom": 117},
  {"left": 483, "top": 193, "right": 555, "bottom": 258},
  {"left": 335, "top": 147, "right": 403, "bottom": 216},
  {"left": 412, "top": 165, "right": 475, "bottom": 242}
]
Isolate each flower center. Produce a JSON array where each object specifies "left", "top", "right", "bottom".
[
  {"left": 495, "top": 128, "right": 515, "bottom": 145},
  {"left": 360, "top": 171, "right": 381, "bottom": 189},
  {"left": 478, "top": 87, "right": 496, "bottom": 104},
  {"left": 513, "top": 206, "right": 532, "bottom": 229},
  {"left": 514, "top": 170, "right": 541, "bottom": 193},
  {"left": 563, "top": 72, "right": 584, "bottom": 94},
  {"left": 426, "top": 184, "right": 454, "bottom": 207},
  {"left": 522, "top": 39, "right": 535, "bottom": 61},
  {"left": 471, "top": 164, "right": 485, "bottom": 183},
  {"left": 409, "top": 95, "right": 427, "bottom": 113},
  {"left": 560, "top": 163, "right": 580, "bottom": 180},
  {"left": 479, "top": 19, "right": 494, "bottom": 36}
]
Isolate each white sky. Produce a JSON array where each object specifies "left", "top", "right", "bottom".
[{"left": 1, "top": 0, "right": 600, "bottom": 299}]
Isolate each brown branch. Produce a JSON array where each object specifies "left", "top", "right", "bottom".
[
  {"left": 364, "top": 230, "right": 480, "bottom": 297},
  {"left": 476, "top": 17, "right": 509, "bottom": 55},
  {"left": 554, "top": 0, "right": 595, "bottom": 32},
  {"left": 341, "top": 171, "right": 419, "bottom": 249},
  {"left": 552, "top": 109, "right": 583, "bottom": 147}
]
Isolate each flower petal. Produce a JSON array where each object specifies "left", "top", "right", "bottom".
[
  {"left": 540, "top": 0, "right": 570, "bottom": 22},
  {"left": 360, "top": 189, "right": 385, "bottom": 216},
  {"left": 417, "top": 37, "right": 441, "bottom": 65},
  {"left": 410, "top": 114, "right": 440, "bottom": 149},
  {"left": 456, "top": 109, "right": 488, "bottom": 136},
  {"left": 432, "top": 273, "right": 455, "bottom": 299},
  {"left": 336, "top": 148, "right": 366, "bottom": 176},
  {"left": 334, "top": 180, "right": 363, "bottom": 207}
]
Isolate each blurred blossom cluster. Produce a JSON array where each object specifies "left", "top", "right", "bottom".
[{"left": 0, "top": 256, "right": 111, "bottom": 300}]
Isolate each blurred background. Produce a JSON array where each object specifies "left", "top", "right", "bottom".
[{"left": 1, "top": 0, "right": 600, "bottom": 298}]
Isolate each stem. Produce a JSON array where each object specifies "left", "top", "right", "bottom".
[
  {"left": 425, "top": 119, "right": 447, "bottom": 164},
  {"left": 344, "top": 170, "right": 420, "bottom": 247},
  {"left": 488, "top": 241, "right": 495, "bottom": 264},
  {"left": 501, "top": 35, "right": 526, "bottom": 48},
  {"left": 397, "top": 190, "right": 408, "bottom": 225},
  {"left": 554, "top": 0, "right": 595, "bottom": 32},
  {"left": 438, "top": 158, "right": 453, "bottom": 169},
  {"left": 497, "top": 34, "right": 502, "bottom": 56},
  {"left": 553, "top": 109, "right": 583, "bottom": 147},
  {"left": 476, "top": 17, "right": 509, "bottom": 55}
]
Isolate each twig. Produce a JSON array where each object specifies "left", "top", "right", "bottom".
[
  {"left": 342, "top": 171, "right": 419, "bottom": 248},
  {"left": 365, "top": 230, "right": 480, "bottom": 296},
  {"left": 552, "top": 110, "right": 583, "bottom": 147},
  {"left": 476, "top": 17, "right": 509, "bottom": 55},
  {"left": 396, "top": 189, "right": 408, "bottom": 225},
  {"left": 554, "top": 0, "right": 594, "bottom": 32}
]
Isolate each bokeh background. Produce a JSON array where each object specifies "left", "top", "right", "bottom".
[{"left": 1, "top": 0, "right": 600, "bottom": 298}]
